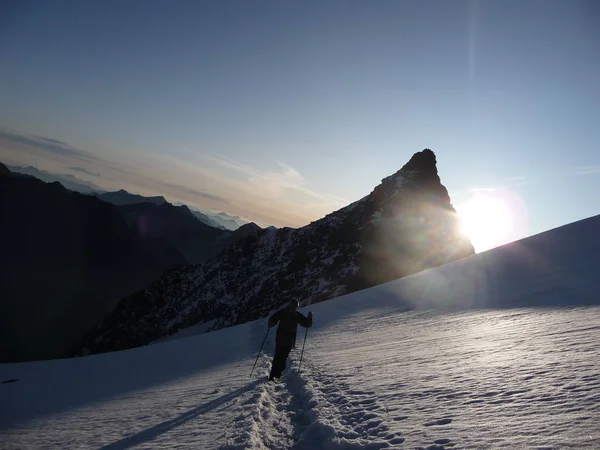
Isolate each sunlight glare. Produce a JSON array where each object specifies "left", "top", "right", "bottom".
[{"left": 456, "top": 191, "right": 515, "bottom": 253}]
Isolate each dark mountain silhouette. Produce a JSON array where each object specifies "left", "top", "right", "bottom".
[
  {"left": 185, "top": 206, "right": 251, "bottom": 231},
  {"left": 189, "top": 209, "right": 227, "bottom": 230},
  {"left": 8, "top": 165, "right": 104, "bottom": 193},
  {"left": 183, "top": 206, "right": 253, "bottom": 230},
  {"left": 115, "top": 202, "right": 248, "bottom": 264},
  {"left": 99, "top": 191, "right": 255, "bottom": 239},
  {"left": 211, "top": 212, "right": 247, "bottom": 230},
  {"left": 0, "top": 166, "right": 187, "bottom": 363},
  {"left": 97, "top": 189, "right": 166, "bottom": 206},
  {"left": 74, "top": 149, "right": 474, "bottom": 356},
  {"left": 214, "top": 222, "right": 263, "bottom": 250}
]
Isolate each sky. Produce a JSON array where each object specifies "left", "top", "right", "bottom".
[{"left": 0, "top": 0, "right": 598, "bottom": 251}]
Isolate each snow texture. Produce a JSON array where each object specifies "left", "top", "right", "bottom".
[{"left": 1, "top": 214, "right": 600, "bottom": 449}]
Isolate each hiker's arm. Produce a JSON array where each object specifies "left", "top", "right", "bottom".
[
  {"left": 268, "top": 310, "right": 281, "bottom": 328},
  {"left": 297, "top": 311, "right": 313, "bottom": 328}
]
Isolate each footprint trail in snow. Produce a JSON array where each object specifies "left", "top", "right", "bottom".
[{"left": 223, "top": 353, "right": 407, "bottom": 449}]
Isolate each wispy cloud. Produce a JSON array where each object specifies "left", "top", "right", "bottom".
[
  {"left": 178, "top": 154, "right": 353, "bottom": 226},
  {"left": 505, "top": 176, "right": 528, "bottom": 188},
  {"left": 0, "top": 129, "right": 94, "bottom": 162},
  {"left": 65, "top": 166, "right": 101, "bottom": 177},
  {"left": 0, "top": 128, "right": 140, "bottom": 182},
  {"left": 574, "top": 164, "right": 600, "bottom": 176},
  {"left": 1, "top": 128, "right": 352, "bottom": 228},
  {"left": 161, "top": 181, "right": 229, "bottom": 204},
  {"left": 205, "top": 155, "right": 349, "bottom": 207},
  {"left": 456, "top": 175, "right": 528, "bottom": 196},
  {"left": 0, "top": 129, "right": 230, "bottom": 209}
]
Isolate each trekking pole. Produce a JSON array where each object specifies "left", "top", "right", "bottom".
[
  {"left": 250, "top": 327, "right": 270, "bottom": 377},
  {"left": 298, "top": 316, "right": 310, "bottom": 373}
]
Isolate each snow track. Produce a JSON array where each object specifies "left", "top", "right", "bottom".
[
  {"left": 222, "top": 361, "right": 292, "bottom": 448},
  {"left": 223, "top": 349, "right": 407, "bottom": 450}
]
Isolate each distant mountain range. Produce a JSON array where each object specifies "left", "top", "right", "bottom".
[
  {"left": 94, "top": 189, "right": 263, "bottom": 264},
  {"left": 209, "top": 211, "right": 251, "bottom": 230},
  {"left": 113, "top": 201, "right": 261, "bottom": 264},
  {"left": 97, "top": 192, "right": 249, "bottom": 231},
  {"left": 97, "top": 189, "right": 166, "bottom": 206},
  {"left": 0, "top": 164, "right": 186, "bottom": 363},
  {"left": 172, "top": 202, "right": 254, "bottom": 231},
  {"left": 8, "top": 165, "right": 104, "bottom": 194},
  {"left": 8, "top": 164, "right": 255, "bottom": 232},
  {"left": 74, "top": 149, "right": 475, "bottom": 356},
  {"left": 0, "top": 163, "right": 261, "bottom": 363},
  {"left": 189, "top": 209, "right": 228, "bottom": 230}
]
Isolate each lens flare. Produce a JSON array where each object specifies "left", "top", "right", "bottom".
[{"left": 456, "top": 189, "right": 524, "bottom": 253}]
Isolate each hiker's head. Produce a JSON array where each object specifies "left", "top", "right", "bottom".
[{"left": 289, "top": 299, "right": 299, "bottom": 311}]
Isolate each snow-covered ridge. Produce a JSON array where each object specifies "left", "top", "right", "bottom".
[
  {"left": 74, "top": 149, "right": 474, "bottom": 356},
  {"left": 2, "top": 211, "right": 599, "bottom": 449}
]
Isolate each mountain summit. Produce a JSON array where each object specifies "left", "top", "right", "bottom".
[
  {"left": 97, "top": 189, "right": 167, "bottom": 206},
  {"left": 75, "top": 149, "right": 474, "bottom": 355}
]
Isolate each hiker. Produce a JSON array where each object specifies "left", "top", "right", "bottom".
[{"left": 268, "top": 299, "right": 313, "bottom": 381}]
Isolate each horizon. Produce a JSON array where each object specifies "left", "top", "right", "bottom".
[
  {"left": 5, "top": 153, "right": 599, "bottom": 252},
  {"left": 1, "top": 0, "right": 599, "bottom": 252}
]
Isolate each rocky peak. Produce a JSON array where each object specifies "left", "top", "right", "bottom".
[
  {"left": 235, "top": 222, "right": 261, "bottom": 234},
  {"left": 400, "top": 148, "right": 438, "bottom": 177},
  {"left": 74, "top": 149, "right": 474, "bottom": 356},
  {"left": 98, "top": 189, "right": 167, "bottom": 206},
  {"left": 369, "top": 149, "right": 449, "bottom": 217},
  {"left": 176, "top": 203, "right": 192, "bottom": 213}
]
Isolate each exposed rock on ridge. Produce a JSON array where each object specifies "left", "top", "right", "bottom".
[{"left": 75, "top": 149, "right": 474, "bottom": 356}]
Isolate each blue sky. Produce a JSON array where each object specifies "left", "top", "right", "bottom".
[{"left": 1, "top": 0, "right": 598, "bottom": 250}]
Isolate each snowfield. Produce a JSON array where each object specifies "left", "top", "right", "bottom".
[{"left": 2, "top": 215, "right": 600, "bottom": 449}]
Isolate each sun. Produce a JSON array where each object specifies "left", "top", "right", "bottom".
[{"left": 456, "top": 192, "right": 515, "bottom": 253}]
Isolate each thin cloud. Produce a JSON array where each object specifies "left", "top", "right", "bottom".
[
  {"left": 505, "top": 176, "right": 528, "bottom": 188},
  {"left": 205, "top": 155, "right": 349, "bottom": 206},
  {"left": 574, "top": 165, "right": 600, "bottom": 176},
  {"left": 203, "top": 155, "right": 261, "bottom": 178},
  {"left": 0, "top": 128, "right": 140, "bottom": 182},
  {"left": 161, "top": 181, "right": 229, "bottom": 204},
  {"left": 1, "top": 129, "right": 350, "bottom": 228},
  {"left": 0, "top": 128, "right": 94, "bottom": 162},
  {"left": 508, "top": 175, "right": 529, "bottom": 187},
  {"left": 464, "top": 176, "right": 528, "bottom": 194},
  {"left": 65, "top": 166, "right": 101, "bottom": 177},
  {"left": 191, "top": 154, "right": 354, "bottom": 226}
]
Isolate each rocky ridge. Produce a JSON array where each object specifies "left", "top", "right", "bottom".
[{"left": 75, "top": 149, "right": 474, "bottom": 355}]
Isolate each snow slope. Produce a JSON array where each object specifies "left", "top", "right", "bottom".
[{"left": 1, "top": 214, "right": 600, "bottom": 449}]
